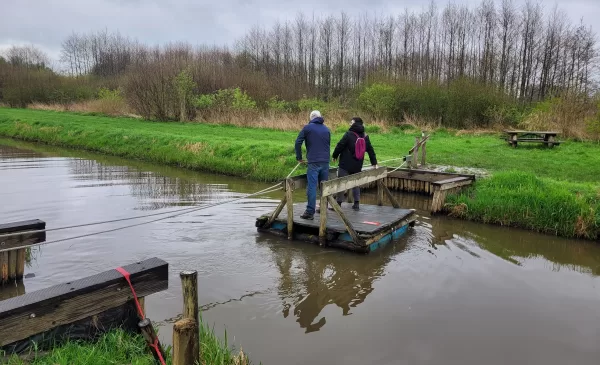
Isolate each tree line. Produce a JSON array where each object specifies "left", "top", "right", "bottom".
[{"left": 0, "top": 0, "right": 597, "bottom": 125}]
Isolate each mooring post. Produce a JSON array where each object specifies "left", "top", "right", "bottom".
[
  {"left": 139, "top": 318, "right": 167, "bottom": 364},
  {"left": 180, "top": 270, "right": 199, "bottom": 324},
  {"left": 421, "top": 140, "right": 427, "bottom": 166},
  {"left": 413, "top": 136, "right": 421, "bottom": 168},
  {"left": 173, "top": 318, "right": 198, "bottom": 365},
  {"left": 285, "top": 179, "right": 294, "bottom": 240},
  {"left": 174, "top": 270, "right": 200, "bottom": 365}
]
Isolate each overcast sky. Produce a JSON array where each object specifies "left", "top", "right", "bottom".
[{"left": 1, "top": 0, "right": 598, "bottom": 64}]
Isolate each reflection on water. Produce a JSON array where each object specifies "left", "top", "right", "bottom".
[
  {"left": 1, "top": 138, "right": 600, "bottom": 365},
  {"left": 264, "top": 235, "right": 411, "bottom": 333}
]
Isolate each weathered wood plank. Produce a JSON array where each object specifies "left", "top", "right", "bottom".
[
  {"left": 0, "top": 257, "right": 168, "bottom": 347},
  {"left": 266, "top": 196, "right": 287, "bottom": 228},
  {"left": 377, "top": 180, "right": 384, "bottom": 206},
  {"left": 381, "top": 182, "right": 401, "bottom": 208},
  {"left": 285, "top": 179, "right": 294, "bottom": 240},
  {"left": 387, "top": 168, "right": 475, "bottom": 180},
  {"left": 3, "top": 300, "right": 140, "bottom": 355},
  {"left": 0, "top": 220, "right": 45, "bottom": 234},
  {"left": 8, "top": 251, "right": 17, "bottom": 280},
  {"left": 327, "top": 197, "right": 362, "bottom": 246},
  {"left": 15, "top": 249, "right": 25, "bottom": 280},
  {"left": 289, "top": 168, "right": 338, "bottom": 190},
  {"left": 0, "top": 219, "right": 46, "bottom": 255},
  {"left": 319, "top": 195, "right": 328, "bottom": 245},
  {"left": 321, "top": 167, "right": 387, "bottom": 197},
  {"left": 504, "top": 129, "right": 559, "bottom": 135},
  {"left": 0, "top": 252, "right": 7, "bottom": 283},
  {"left": 439, "top": 179, "right": 473, "bottom": 191}
]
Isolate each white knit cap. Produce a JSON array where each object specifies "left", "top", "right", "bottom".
[{"left": 309, "top": 110, "right": 322, "bottom": 120}]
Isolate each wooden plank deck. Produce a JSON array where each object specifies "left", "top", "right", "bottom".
[{"left": 275, "top": 203, "right": 414, "bottom": 235}]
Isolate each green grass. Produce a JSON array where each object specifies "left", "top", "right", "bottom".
[
  {"left": 1, "top": 108, "right": 599, "bottom": 238},
  {"left": 446, "top": 172, "right": 600, "bottom": 239},
  {"left": 2, "top": 108, "right": 600, "bottom": 182},
  {"left": 2, "top": 314, "right": 253, "bottom": 365},
  {"left": 3, "top": 329, "right": 159, "bottom": 365}
]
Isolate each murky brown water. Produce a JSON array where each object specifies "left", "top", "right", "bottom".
[{"left": 1, "top": 139, "right": 599, "bottom": 365}]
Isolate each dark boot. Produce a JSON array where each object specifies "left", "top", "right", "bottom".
[
  {"left": 300, "top": 211, "right": 314, "bottom": 220},
  {"left": 352, "top": 201, "right": 360, "bottom": 211}
]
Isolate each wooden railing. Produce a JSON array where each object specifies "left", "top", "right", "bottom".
[
  {"left": 407, "top": 133, "right": 430, "bottom": 169},
  {"left": 318, "top": 166, "right": 400, "bottom": 246}
]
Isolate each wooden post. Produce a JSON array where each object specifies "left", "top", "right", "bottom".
[
  {"left": 15, "top": 249, "right": 26, "bottom": 280},
  {"left": 346, "top": 189, "right": 353, "bottom": 203},
  {"left": 0, "top": 251, "right": 7, "bottom": 284},
  {"left": 412, "top": 137, "right": 420, "bottom": 168},
  {"left": 377, "top": 180, "right": 384, "bottom": 206},
  {"left": 8, "top": 251, "right": 17, "bottom": 281},
  {"left": 180, "top": 270, "right": 199, "bottom": 325},
  {"left": 139, "top": 318, "right": 167, "bottom": 364},
  {"left": 175, "top": 270, "right": 199, "bottom": 365},
  {"left": 319, "top": 193, "right": 328, "bottom": 246},
  {"left": 421, "top": 140, "right": 427, "bottom": 166},
  {"left": 173, "top": 318, "right": 198, "bottom": 365},
  {"left": 285, "top": 179, "right": 294, "bottom": 240}
]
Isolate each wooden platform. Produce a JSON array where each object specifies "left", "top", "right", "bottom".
[{"left": 257, "top": 203, "right": 415, "bottom": 253}]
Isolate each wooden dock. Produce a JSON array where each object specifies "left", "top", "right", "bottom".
[{"left": 366, "top": 168, "right": 475, "bottom": 213}]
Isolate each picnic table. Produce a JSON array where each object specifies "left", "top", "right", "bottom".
[{"left": 503, "top": 130, "right": 561, "bottom": 148}]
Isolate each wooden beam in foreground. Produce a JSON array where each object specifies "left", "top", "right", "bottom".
[{"left": 0, "top": 257, "right": 168, "bottom": 349}]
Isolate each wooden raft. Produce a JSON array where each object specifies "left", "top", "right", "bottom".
[{"left": 256, "top": 167, "right": 416, "bottom": 253}]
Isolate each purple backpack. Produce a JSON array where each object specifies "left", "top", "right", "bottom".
[{"left": 352, "top": 132, "right": 366, "bottom": 160}]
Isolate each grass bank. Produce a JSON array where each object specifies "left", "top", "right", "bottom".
[
  {"left": 2, "top": 315, "right": 252, "bottom": 365},
  {"left": 0, "top": 108, "right": 598, "bottom": 239},
  {"left": 446, "top": 172, "right": 599, "bottom": 239}
]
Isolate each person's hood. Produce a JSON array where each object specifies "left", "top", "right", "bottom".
[
  {"left": 310, "top": 117, "right": 325, "bottom": 124},
  {"left": 349, "top": 122, "right": 365, "bottom": 134}
]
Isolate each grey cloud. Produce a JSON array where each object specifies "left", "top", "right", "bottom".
[{"left": 0, "top": 0, "right": 598, "bottom": 61}]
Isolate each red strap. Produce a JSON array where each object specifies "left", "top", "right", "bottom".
[
  {"left": 116, "top": 267, "right": 166, "bottom": 365},
  {"left": 150, "top": 337, "right": 167, "bottom": 365},
  {"left": 115, "top": 267, "right": 145, "bottom": 319}
]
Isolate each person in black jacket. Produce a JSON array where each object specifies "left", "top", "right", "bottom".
[{"left": 331, "top": 117, "right": 377, "bottom": 210}]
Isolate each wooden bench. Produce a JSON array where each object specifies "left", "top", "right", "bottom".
[{"left": 504, "top": 130, "right": 561, "bottom": 148}]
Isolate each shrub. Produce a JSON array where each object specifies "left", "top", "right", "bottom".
[
  {"left": 357, "top": 83, "right": 397, "bottom": 119},
  {"left": 297, "top": 97, "right": 329, "bottom": 114},
  {"left": 194, "top": 94, "right": 215, "bottom": 110}
]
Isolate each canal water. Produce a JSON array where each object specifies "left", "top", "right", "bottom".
[{"left": 1, "top": 139, "right": 599, "bottom": 365}]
